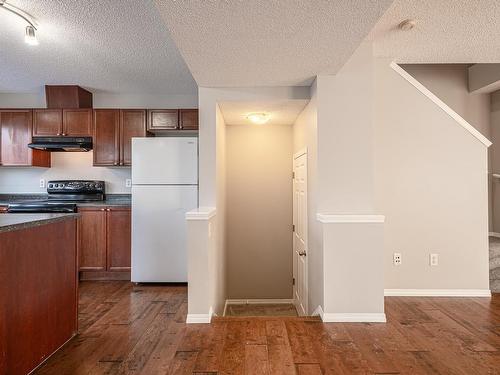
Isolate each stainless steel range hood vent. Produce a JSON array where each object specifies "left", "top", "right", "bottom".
[{"left": 28, "top": 136, "right": 92, "bottom": 152}]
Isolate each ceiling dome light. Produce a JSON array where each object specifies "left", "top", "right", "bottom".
[
  {"left": 25, "top": 25, "right": 38, "bottom": 45},
  {"left": 246, "top": 113, "right": 270, "bottom": 125}
]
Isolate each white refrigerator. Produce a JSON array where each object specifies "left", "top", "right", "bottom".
[{"left": 131, "top": 137, "right": 198, "bottom": 282}]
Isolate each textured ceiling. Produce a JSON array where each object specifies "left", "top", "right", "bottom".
[
  {"left": 370, "top": 0, "right": 500, "bottom": 63},
  {"left": 155, "top": 0, "right": 393, "bottom": 87},
  {"left": 219, "top": 100, "right": 309, "bottom": 126},
  {"left": 0, "top": 0, "right": 197, "bottom": 94}
]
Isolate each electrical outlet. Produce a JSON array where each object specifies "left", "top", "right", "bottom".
[
  {"left": 393, "top": 252, "right": 402, "bottom": 266},
  {"left": 39, "top": 179, "right": 45, "bottom": 188},
  {"left": 125, "top": 179, "right": 132, "bottom": 188},
  {"left": 430, "top": 253, "right": 439, "bottom": 266}
]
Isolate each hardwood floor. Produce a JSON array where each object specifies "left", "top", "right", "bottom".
[
  {"left": 35, "top": 282, "right": 500, "bottom": 374},
  {"left": 225, "top": 303, "right": 298, "bottom": 317}
]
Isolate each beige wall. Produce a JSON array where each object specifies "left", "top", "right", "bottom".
[
  {"left": 292, "top": 81, "right": 323, "bottom": 312},
  {"left": 402, "top": 64, "right": 493, "bottom": 231},
  {"left": 316, "top": 42, "right": 385, "bottom": 318},
  {"left": 317, "top": 43, "right": 376, "bottom": 214},
  {"left": 402, "top": 64, "right": 491, "bottom": 138},
  {"left": 374, "top": 59, "right": 490, "bottom": 290},
  {"left": 491, "top": 91, "right": 500, "bottom": 233},
  {"left": 214, "top": 104, "right": 227, "bottom": 312},
  {"left": 226, "top": 124, "right": 293, "bottom": 299},
  {"left": 0, "top": 152, "right": 131, "bottom": 193}
]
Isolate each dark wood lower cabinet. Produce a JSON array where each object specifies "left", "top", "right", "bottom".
[
  {"left": 0, "top": 218, "right": 78, "bottom": 375},
  {"left": 78, "top": 207, "right": 107, "bottom": 271},
  {"left": 78, "top": 206, "right": 131, "bottom": 280},
  {"left": 106, "top": 208, "right": 131, "bottom": 271}
]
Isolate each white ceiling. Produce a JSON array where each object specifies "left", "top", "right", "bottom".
[
  {"left": 0, "top": 0, "right": 197, "bottom": 95},
  {"left": 370, "top": 0, "right": 500, "bottom": 63},
  {"left": 154, "top": 0, "right": 393, "bottom": 87},
  {"left": 219, "top": 100, "right": 309, "bottom": 126}
]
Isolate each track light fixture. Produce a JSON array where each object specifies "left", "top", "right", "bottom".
[{"left": 0, "top": 0, "right": 39, "bottom": 45}]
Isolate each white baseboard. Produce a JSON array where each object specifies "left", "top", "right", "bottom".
[
  {"left": 186, "top": 307, "right": 213, "bottom": 324},
  {"left": 489, "top": 232, "right": 500, "bottom": 238},
  {"left": 322, "top": 313, "right": 387, "bottom": 323},
  {"left": 223, "top": 299, "right": 294, "bottom": 317},
  {"left": 311, "top": 305, "right": 324, "bottom": 319},
  {"left": 384, "top": 289, "right": 491, "bottom": 297}
]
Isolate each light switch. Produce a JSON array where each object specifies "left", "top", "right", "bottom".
[{"left": 125, "top": 179, "right": 132, "bottom": 188}]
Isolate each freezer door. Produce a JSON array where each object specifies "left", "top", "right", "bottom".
[
  {"left": 132, "top": 137, "right": 198, "bottom": 185},
  {"left": 131, "top": 185, "right": 198, "bottom": 282}
]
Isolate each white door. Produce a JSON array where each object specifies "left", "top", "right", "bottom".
[
  {"left": 293, "top": 150, "right": 308, "bottom": 315},
  {"left": 132, "top": 137, "right": 198, "bottom": 185}
]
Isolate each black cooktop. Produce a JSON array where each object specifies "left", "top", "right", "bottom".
[{"left": 7, "top": 180, "right": 105, "bottom": 213}]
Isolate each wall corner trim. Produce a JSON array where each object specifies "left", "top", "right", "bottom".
[
  {"left": 389, "top": 61, "right": 492, "bottom": 148},
  {"left": 316, "top": 213, "right": 385, "bottom": 224},
  {"left": 312, "top": 305, "right": 324, "bottom": 319},
  {"left": 186, "top": 307, "right": 213, "bottom": 324},
  {"left": 384, "top": 289, "right": 491, "bottom": 297},
  {"left": 321, "top": 313, "right": 387, "bottom": 323},
  {"left": 186, "top": 207, "right": 216, "bottom": 221}
]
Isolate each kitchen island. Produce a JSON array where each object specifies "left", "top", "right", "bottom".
[{"left": 0, "top": 213, "right": 79, "bottom": 375}]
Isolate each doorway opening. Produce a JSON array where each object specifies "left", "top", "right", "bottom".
[{"left": 218, "top": 100, "right": 309, "bottom": 317}]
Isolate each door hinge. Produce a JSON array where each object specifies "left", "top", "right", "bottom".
[
  {"left": 292, "top": 278, "right": 295, "bottom": 286},
  {"left": 292, "top": 224, "right": 295, "bottom": 232},
  {"left": 292, "top": 172, "right": 295, "bottom": 179}
]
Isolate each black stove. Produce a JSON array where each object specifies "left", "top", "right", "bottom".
[{"left": 7, "top": 180, "right": 105, "bottom": 213}]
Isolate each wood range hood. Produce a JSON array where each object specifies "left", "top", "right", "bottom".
[
  {"left": 28, "top": 85, "right": 94, "bottom": 152},
  {"left": 45, "top": 85, "right": 93, "bottom": 109}
]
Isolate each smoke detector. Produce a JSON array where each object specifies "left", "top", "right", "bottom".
[{"left": 398, "top": 19, "right": 416, "bottom": 31}]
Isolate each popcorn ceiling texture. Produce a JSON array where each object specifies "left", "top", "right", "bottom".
[
  {"left": 155, "top": 0, "right": 393, "bottom": 87},
  {"left": 370, "top": 0, "right": 500, "bottom": 63},
  {"left": 0, "top": 0, "right": 197, "bottom": 95}
]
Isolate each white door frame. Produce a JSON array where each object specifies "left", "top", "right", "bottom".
[{"left": 293, "top": 148, "right": 308, "bottom": 315}]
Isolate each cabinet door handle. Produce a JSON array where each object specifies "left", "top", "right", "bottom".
[
  {"left": 101, "top": 208, "right": 106, "bottom": 211},
  {"left": 113, "top": 162, "right": 118, "bottom": 166},
  {"left": 62, "top": 133, "right": 67, "bottom": 136},
  {"left": 56, "top": 133, "right": 61, "bottom": 136}
]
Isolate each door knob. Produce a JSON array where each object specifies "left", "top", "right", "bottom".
[{"left": 298, "top": 251, "right": 307, "bottom": 256}]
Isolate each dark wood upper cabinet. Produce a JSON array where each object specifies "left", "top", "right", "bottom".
[
  {"left": 120, "top": 109, "right": 146, "bottom": 166},
  {"left": 45, "top": 85, "right": 92, "bottom": 109},
  {"left": 179, "top": 109, "right": 199, "bottom": 130},
  {"left": 34, "top": 108, "right": 92, "bottom": 137},
  {"left": 106, "top": 208, "right": 131, "bottom": 271},
  {"left": 93, "top": 109, "right": 146, "bottom": 167},
  {"left": 0, "top": 110, "right": 50, "bottom": 167},
  {"left": 63, "top": 109, "right": 92, "bottom": 136},
  {"left": 33, "top": 109, "right": 63, "bottom": 136},
  {"left": 147, "top": 109, "right": 179, "bottom": 131},
  {"left": 93, "top": 109, "right": 120, "bottom": 166},
  {"left": 78, "top": 207, "right": 107, "bottom": 271}
]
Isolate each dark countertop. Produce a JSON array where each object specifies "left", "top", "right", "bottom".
[
  {"left": 0, "top": 213, "right": 80, "bottom": 233},
  {"left": 0, "top": 194, "right": 131, "bottom": 207}
]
